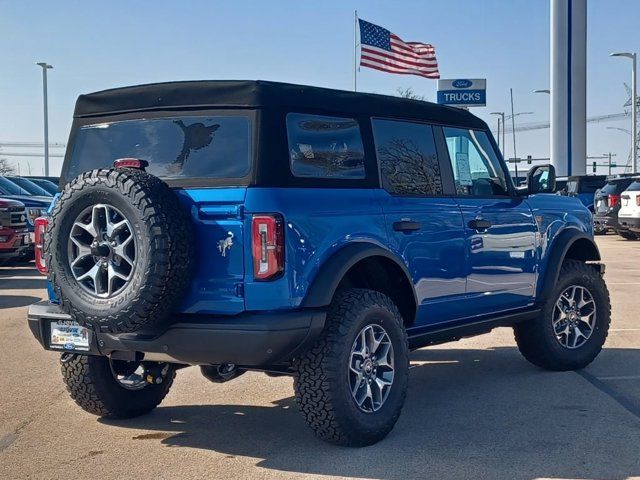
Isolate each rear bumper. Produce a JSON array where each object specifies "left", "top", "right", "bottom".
[
  {"left": 593, "top": 214, "right": 619, "bottom": 231},
  {"left": 618, "top": 216, "right": 640, "bottom": 232},
  {"left": 27, "top": 302, "right": 326, "bottom": 367}
]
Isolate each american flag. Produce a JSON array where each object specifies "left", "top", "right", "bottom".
[{"left": 358, "top": 19, "right": 439, "bottom": 79}]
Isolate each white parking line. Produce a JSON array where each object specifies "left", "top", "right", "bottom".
[
  {"left": 610, "top": 328, "right": 640, "bottom": 332},
  {"left": 605, "top": 282, "right": 640, "bottom": 285}
]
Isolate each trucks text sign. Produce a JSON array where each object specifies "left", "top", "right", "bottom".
[{"left": 437, "top": 78, "right": 486, "bottom": 107}]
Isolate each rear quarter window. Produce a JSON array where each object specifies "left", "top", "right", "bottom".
[{"left": 286, "top": 113, "right": 365, "bottom": 179}]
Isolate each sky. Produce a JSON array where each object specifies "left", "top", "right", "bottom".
[{"left": 1, "top": 0, "right": 638, "bottom": 176}]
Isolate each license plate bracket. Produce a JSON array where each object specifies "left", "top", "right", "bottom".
[{"left": 49, "top": 320, "right": 91, "bottom": 352}]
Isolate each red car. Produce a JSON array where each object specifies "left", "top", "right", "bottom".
[{"left": 0, "top": 198, "right": 31, "bottom": 261}]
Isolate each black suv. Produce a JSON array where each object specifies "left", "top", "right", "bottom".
[{"left": 593, "top": 176, "right": 637, "bottom": 237}]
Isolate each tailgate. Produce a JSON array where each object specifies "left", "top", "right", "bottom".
[{"left": 175, "top": 188, "right": 246, "bottom": 315}]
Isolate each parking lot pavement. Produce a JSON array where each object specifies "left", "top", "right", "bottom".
[{"left": 0, "top": 235, "right": 638, "bottom": 480}]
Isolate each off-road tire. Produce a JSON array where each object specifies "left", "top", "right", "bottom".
[
  {"left": 293, "top": 288, "right": 409, "bottom": 447},
  {"left": 47, "top": 168, "right": 193, "bottom": 334},
  {"left": 514, "top": 260, "right": 610, "bottom": 371},
  {"left": 61, "top": 355, "right": 175, "bottom": 418},
  {"left": 617, "top": 230, "right": 638, "bottom": 240}
]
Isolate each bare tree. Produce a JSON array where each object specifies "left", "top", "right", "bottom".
[
  {"left": 396, "top": 87, "right": 426, "bottom": 101},
  {"left": 0, "top": 158, "right": 16, "bottom": 175},
  {"left": 378, "top": 137, "right": 442, "bottom": 195}
]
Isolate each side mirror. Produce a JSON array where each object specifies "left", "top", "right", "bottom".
[{"left": 527, "top": 164, "right": 556, "bottom": 194}]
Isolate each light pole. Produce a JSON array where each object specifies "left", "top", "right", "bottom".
[
  {"left": 610, "top": 52, "right": 637, "bottom": 174},
  {"left": 490, "top": 111, "right": 506, "bottom": 154},
  {"left": 36, "top": 62, "right": 53, "bottom": 177}
]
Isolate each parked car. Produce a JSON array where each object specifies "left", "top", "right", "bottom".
[
  {"left": 593, "top": 176, "right": 638, "bottom": 238},
  {"left": 5, "top": 176, "right": 53, "bottom": 197},
  {"left": 618, "top": 178, "right": 640, "bottom": 236},
  {"left": 27, "top": 81, "right": 609, "bottom": 447},
  {"left": 565, "top": 175, "right": 607, "bottom": 212},
  {"left": 26, "top": 177, "right": 59, "bottom": 195},
  {"left": 0, "top": 198, "right": 30, "bottom": 262},
  {"left": 0, "top": 176, "right": 52, "bottom": 253}
]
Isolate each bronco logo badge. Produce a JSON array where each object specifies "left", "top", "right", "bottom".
[{"left": 217, "top": 232, "right": 234, "bottom": 257}]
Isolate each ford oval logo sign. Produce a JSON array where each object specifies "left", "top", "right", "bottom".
[
  {"left": 64, "top": 342, "right": 75, "bottom": 350},
  {"left": 452, "top": 79, "right": 473, "bottom": 88}
]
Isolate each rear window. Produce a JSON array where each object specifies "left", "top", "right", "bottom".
[
  {"left": 580, "top": 177, "right": 605, "bottom": 193},
  {"left": 66, "top": 115, "right": 252, "bottom": 181},
  {"left": 600, "top": 179, "right": 634, "bottom": 195},
  {"left": 627, "top": 181, "right": 640, "bottom": 191},
  {"left": 286, "top": 113, "right": 365, "bottom": 179}
]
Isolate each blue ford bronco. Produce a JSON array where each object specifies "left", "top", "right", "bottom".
[{"left": 27, "top": 81, "right": 610, "bottom": 447}]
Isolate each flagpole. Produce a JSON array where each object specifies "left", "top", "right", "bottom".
[{"left": 353, "top": 10, "right": 358, "bottom": 92}]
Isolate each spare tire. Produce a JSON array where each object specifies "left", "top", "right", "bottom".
[{"left": 47, "top": 168, "right": 193, "bottom": 334}]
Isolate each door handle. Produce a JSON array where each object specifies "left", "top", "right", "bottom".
[
  {"left": 393, "top": 220, "right": 422, "bottom": 232},
  {"left": 468, "top": 218, "right": 492, "bottom": 230}
]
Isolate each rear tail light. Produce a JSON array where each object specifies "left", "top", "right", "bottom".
[
  {"left": 636, "top": 195, "right": 640, "bottom": 207},
  {"left": 609, "top": 194, "right": 621, "bottom": 208},
  {"left": 251, "top": 214, "right": 284, "bottom": 281},
  {"left": 34, "top": 216, "right": 49, "bottom": 275}
]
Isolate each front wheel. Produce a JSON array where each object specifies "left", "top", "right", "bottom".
[
  {"left": 514, "top": 260, "right": 610, "bottom": 371},
  {"left": 293, "top": 288, "right": 409, "bottom": 447},
  {"left": 61, "top": 355, "right": 175, "bottom": 418}
]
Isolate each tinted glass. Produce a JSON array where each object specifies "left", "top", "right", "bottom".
[
  {"left": 287, "top": 113, "right": 365, "bottom": 179},
  {"left": 627, "top": 181, "right": 640, "bottom": 191},
  {"left": 443, "top": 128, "right": 509, "bottom": 196},
  {"left": 371, "top": 119, "right": 442, "bottom": 195},
  {"left": 0, "top": 176, "right": 30, "bottom": 195},
  {"left": 67, "top": 115, "right": 251, "bottom": 181},
  {"left": 7, "top": 177, "right": 52, "bottom": 196},
  {"left": 30, "top": 179, "right": 59, "bottom": 194},
  {"left": 580, "top": 177, "right": 606, "bottom": 193},
  {"left": 600, "top": 179, "right": 634, "bottom": 195}
]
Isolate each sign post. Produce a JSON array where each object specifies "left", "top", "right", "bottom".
[{"left": 437, "top": 79, "right": 486, "bottom": 107}]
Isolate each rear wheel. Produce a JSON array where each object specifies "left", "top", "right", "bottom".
[
  {"left": 514, "top": 260, "right": 610, "bottom": 371},
  {"left": 61, "top": 354, "right": 175, "bottom": 418},
  {"left": 293, "top": 288, "right": 409, "bottom": 447},
  {"left": 48, "top": 169, "right": 193, "bottom": 333}
]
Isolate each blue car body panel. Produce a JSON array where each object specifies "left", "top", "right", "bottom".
[{"left": 45, "top": 186, "right": 594, "bottom": 324}]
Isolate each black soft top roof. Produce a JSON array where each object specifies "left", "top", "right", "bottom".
[{"left": 74, "top": 80, "right": 487, "bottom": 129}]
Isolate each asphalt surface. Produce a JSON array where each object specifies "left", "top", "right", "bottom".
[{"left": 0, "top": 234, "right": 639, "bottom": 480}]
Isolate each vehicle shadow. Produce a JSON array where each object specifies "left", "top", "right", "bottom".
[
  {"left": 0, "top": 278, "right": 47, "bottom": 290},
  {"left": 0, "top": 295, "right": 43, "bottom": 309},
  {"left": 101, "top": 346, "right": 640, "bottom": 480},
  {"left": 0, "top": 266, "right": 40, "bottom": 276}
]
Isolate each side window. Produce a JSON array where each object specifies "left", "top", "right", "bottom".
[
  {"left": 286, "top": 113, "right": 365, "bottom": 179},
  {"left": 443, "top": 127, "right": 509, "bottom": 196},
  {"left": 371, "top": 119, "right": 443, "bottom": 196}
]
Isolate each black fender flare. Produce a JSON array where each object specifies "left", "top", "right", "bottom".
[
  {"left": 538, "top": 229, "right": 601, "bottom": 303},
  {"left": 301, "top": 243, "right": 417, "bottom": 309}
]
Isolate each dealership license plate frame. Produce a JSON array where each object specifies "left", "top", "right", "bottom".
[{"left": 49, "top": 320, "right": 91, "bottom": 352}]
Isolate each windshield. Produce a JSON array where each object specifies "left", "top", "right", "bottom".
[
  {"left": 67, "top": 115, "right": 252, "bottom": 182},
  {"left": 30, "top": 179, "right": 59, "bottom": 194},
  {"left": 0, "top": 176, "right": 30, "bottom": 195},
  {"left": 7, "top": 177, "right": 52, "bottom": 196}
]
